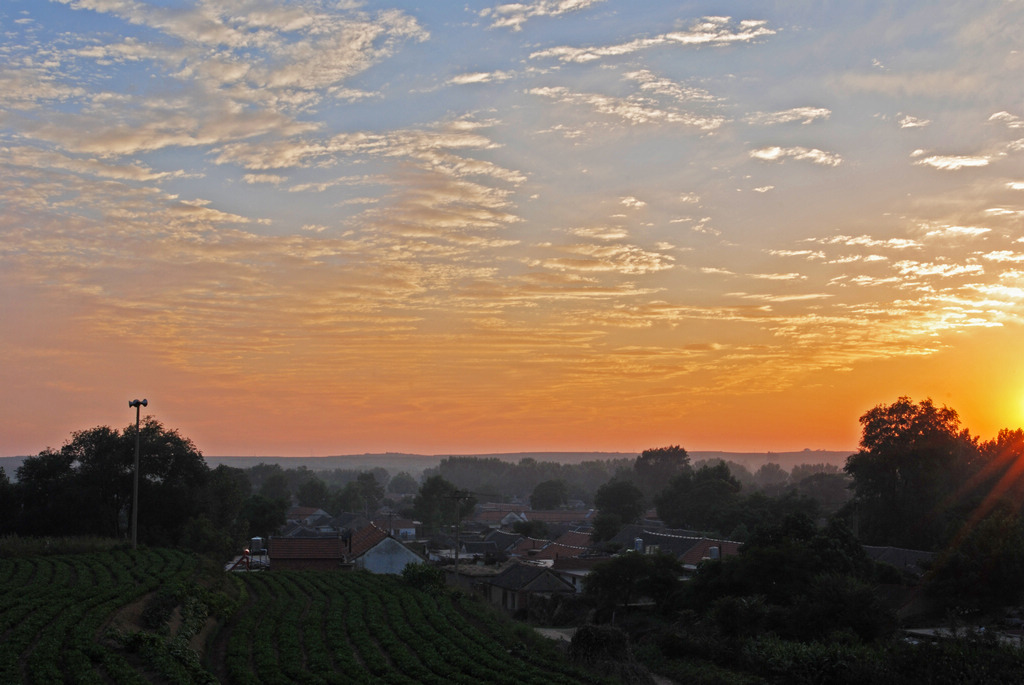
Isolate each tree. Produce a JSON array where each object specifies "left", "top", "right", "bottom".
[
  {"left": 132, "top": 418, "right": 210, "bottom": 547},
  {"left": 974, "top": 429, "right": 1024, "bottom": 510},
  {"left": 296, "top": 477, "right": 329, "bottom": 509},
  {"left": 530, "top": 479, "right": 568, "bottom": 509},
  {"left": 338, "top": 472, "right": 385, "bottom": 516},
  {"left": 388, "top": 471, "right": 418, "bottom": 494},
  {"left": 844, "top": 397, "right": 977, "bottom": 549},
  {"left": 412, "top": 475, "right": 475, "bottom": 534},
  {"left": 241, "top": 494, "right": 288, "bottom": 540},
  {"left": 259, "top": 470, "right": 291, "bottom": 503},
  {"left": 594, "top": 480, "right": 645, "bottom": 525},
  {"left": 753, "top": 462, "right": 789, "bottom": 492},
  {"left": 584, "top": 552, "right": 683, "bottom": 614},
  {"left": 790, "top": 471, "right": 852, "bottom": 515},
  {"left": 512, "top": 520, "right": 550, "bottom": 538},
  {"left": 14, "top": 418, "right": 211, "bottom": 547},
  {"left": 16, "top": 448, "right": 78, "bottom": 536},
  {"left": 0, "top": 468, "right": 20, "bottom": 535},
  {"left": 204, "top": 464, "right": 251, "bottom": 530},
  {"left": 590, "top": 512, "right": 623, "bottom": 544},
  {"left": 633, "top": 445, "right": 691, "bottom": 498},
  {"left": 790, "top": 462, "right": 840, "bottom": 483},
  {"left": 926, "top": 504, "right": 1024, "bottom": 610},
  {"left": 655, "top": 462, "right": 741, "bottom": 532},
  {"left": 198, "top": 464, "right": 251, "bottom": 553},
  {"left": 688, "top": 514, "right": 893, "bottom": 643}
]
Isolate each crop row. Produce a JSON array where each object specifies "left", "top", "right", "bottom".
[
  {"left": 224, "top": 570, "right": 604, "bottom": 685},
  {"left": 2, "top": 550, "right": 606, "bottom": 685},
  {"left": 0, "top": 548, "right": 199, "bottom": 684}
]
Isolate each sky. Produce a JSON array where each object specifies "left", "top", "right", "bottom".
[{"left": 2, "top": 0, "right": 1024, "bottom": 458}]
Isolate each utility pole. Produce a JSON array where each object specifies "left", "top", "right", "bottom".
[
  {"left": 128, "top": 399, "right": 147, "bottom": 550},
  {"left": 445, "top": 490, "right": 473, "bottom": 580}
]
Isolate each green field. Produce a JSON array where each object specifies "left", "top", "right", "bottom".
[{"left": 0, "top": 546, "right": 606, "bottom": 684}]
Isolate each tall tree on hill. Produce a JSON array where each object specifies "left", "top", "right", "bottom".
[{"left": 15, "top": 418, "right": 210, "bottom": 546}]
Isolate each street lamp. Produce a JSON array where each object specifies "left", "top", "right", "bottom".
[{"left": 129, "top": 398, "right": 147, "bottom": 550}]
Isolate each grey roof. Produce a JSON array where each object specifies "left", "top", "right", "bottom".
[
  {"left": 863, "top": 546, "right": 934, "bottom": 575},
  {"left": 486, "top": 562, "right": 575, "bottom": 594},
  {"left": 462, "top": 541, "right": 498, "bottom": 555},
  {"left": 608, "top": 524, "right": 706, "bottom": 557},
  {"left": 485, "top": 529, "right": 523, "bottom": 552}
]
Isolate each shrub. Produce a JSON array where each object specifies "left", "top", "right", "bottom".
[{"left": 401, "top": 562, "right": 445, "bottom": 591}]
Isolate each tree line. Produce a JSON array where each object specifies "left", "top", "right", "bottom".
[{"left": 6, "top": 395, "right": 1023, "bottom": 605}]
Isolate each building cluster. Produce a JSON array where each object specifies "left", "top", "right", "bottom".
[{"left": 227, "top": 501, "right": 768, "bottom": 616}]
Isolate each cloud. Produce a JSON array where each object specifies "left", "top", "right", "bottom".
[
  {"left": 768, "top": 249, "right": 825, "bottom": 259},
  {"left": 14, "top": 1, "right": 428, "bottom": 162},
  {"left": 898, "top": 114, "right": 931, "bottom": 128},
  {"left": 623, "top": 70, "right": 719, "bottom": 103},
  {"left": 747, "top": 107, "right": 831, "bottom": 126},
  {"left": 981, "top": 251, "right": 1024, "bottom": 263},
  {"left": 448, "top": 71, "right": 515, "bottom": 85},
  {"left": 813, "top": 235, "right": 921, "bottom": 249},
  {"left": 914, "top": 155, "right": 991, "bottom": 170},
  {"left": 244, "top": 173, "right": 286, "bottom": 185},
  {"left": 529, "top": 242, "right": 674, "bottom": 274},
  {"left": 893, "top": 260, "right": 984, "bottom": 277},
  {"left": 750, "top": 272, "right": 806, "bottom": 281},
  {"left": 750, "top": 146, "right": 842, "bottom": 166},
  {"left": 480, "top": 0, "right": 608, "bottom": 31},
  {"left": 922, "top": 224, "right": 990, "bottom": 238},
  {"left": 528, "top": 86, "right": 724, "bottom": 130},
  {"left": 530, "top": 16, "right": 775, "bottom": 63},
  {"left": 740, "top": 293, "right": 833, "bottom": 302},
  {"left": 571, "top": 227, "right": 631, "bottom": 240},
  {"left": 990, "top": 111, "right": 1024, "bottom": 129}
]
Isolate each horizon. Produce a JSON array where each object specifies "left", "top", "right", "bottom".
[{"left": 2, "top": 2, "right": 1024, "bottom": 458}]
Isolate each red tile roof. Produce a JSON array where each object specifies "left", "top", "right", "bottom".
[
  {"left": 551, "top": 556, "right": 614, "bottom": 572},
  {"left": 348, "top": 523, "right": 389, "bottom": 558},
  {"left": 553, "top": 530, "right": 593, "bottom": 548},
  {"left": 678, "top": 538, "right": 741, "bottom": 566},
  {"left": 510, "top": 532, "right": 593, "bottom": 561}
]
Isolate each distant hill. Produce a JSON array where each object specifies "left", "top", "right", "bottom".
[
  {"left": 203, "top": 452, "right": 637, "bottom": 475},
  {"left": 204, "top": 449, "right": 854, "bottom": 474},
  {"left": 2, "top": 449, "right": 854, "bottom": 482}
]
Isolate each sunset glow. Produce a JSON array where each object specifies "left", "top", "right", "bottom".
[{"left": 2, "top": 1, "right": 1024, "bottom": 457}]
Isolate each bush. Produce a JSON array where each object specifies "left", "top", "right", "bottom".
[
  {"left": 569, "top": 623, "right": 631, "bottom": 665},
  {"left": 401, "top": 562, "right": 445, "bottom": 591}
]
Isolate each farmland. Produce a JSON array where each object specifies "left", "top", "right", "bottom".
[{"left": 0, "top": 545, "right": 606, "bottom": 684}]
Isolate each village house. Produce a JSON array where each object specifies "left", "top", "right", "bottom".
[
  {"left": 267, "top": 522, "right": 426, "bottom": 574},
  {"left": 478, "top": 561, "right": 576, "bottom": 614},
  {"left": 334, "top": 522, "right": 427, "bottom": 574}
]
